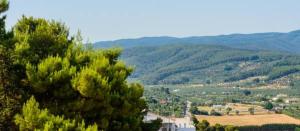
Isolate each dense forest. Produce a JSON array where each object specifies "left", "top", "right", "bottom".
[{"left": 120, "top": 44, "right": 300, "bottom": 85}]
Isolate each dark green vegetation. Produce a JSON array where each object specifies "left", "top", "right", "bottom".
[
  {"left": 263, "top": 101, "right": 273, "bottom": 110},
  {"left": 283, "top": 106, "right": 300, "bottom": 120},
  {"left": 238, "top": 124, "right": 300, "bottom": 131},
  {"left": 141, "top": 118, "right": 162, "bottom": 131},
  {"left": 120, "top": 44, "right": 300, "bottom": 85},
  {"left": 0, "top": 2, "right": 161, "bottom": 131},
  {"left": 190, "top": 105, "right": 209, "bottom": 115},
  {"left": 95, "top": 30, "right": 300, "bottom": 54},
  {"left": 192, "top": 116, "right": 238, "bottom": 131},
  {"left": 143, "top": 87, "right": 186, "bottom": 117}
]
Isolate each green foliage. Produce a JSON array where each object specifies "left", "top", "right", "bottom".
[
  {"left": 210, "top": 109, "right": 222, "bottom": 116},
  {"left": 0, "top": 5, "right": 147, "bottom": 130},
  {"left": 242, "top": 90, "right": 251, "bottom": 96},
  {"left": 190, "top": 105, "right": 200, "bottom": 115},
  {"left": 263, "top": 101, "right": 273, "bottom": 110},
  {"left": 238, "top": 124, "right": 300, "bottom": 131},
  {"left": 225, "top": 107, "right": 232, "bottom": 115},
  {"left": 248, "top": 107, "right": 255, "bottom": 115},
  {"left": 11, "top": 17, "right": 146, "bottom": 130},
  {"left": 144, "top": 87, "right": 185, "bottom": 117},
  {"left": 283, "top": 108, "right": 300, "bottom": 120},
  {"left": 141, "top": 118, "right": 162, "bottom": 131},
  {"left": 14, "top": 96, "right": 98, "bottom": 131},
  {"left": 14, "top": 16, "right": 71, "bottom": 65},
  {"left": 190, "top": 105, "right": 209, "bottom": 115},
  {"left": 0, "top": 0, "right": 22, "bottom": 129},
  {"left": 26, "top": 56, "right": 76, "bottom": 93},
  {"left": 192, "top": 115, "right": 238, "bottom": 131},
  {"left": 0, "top": 0, "right": 8, "bottom": 12},
  {"left": 197, "top": 120, "right": 210, "bottom": 131},
  {"left": 225, "top": 125, "right": 238, "bottom": 131},
  {"left": 0, "top": 0, "right": 8, "bottom": 39},
  {"left": 268, "top": 66, "right": 300, "bottom": 81}
]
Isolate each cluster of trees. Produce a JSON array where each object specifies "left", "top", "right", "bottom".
[
  {"left": 144, "top": 87, "right": 185, "bottom": 117},
  {"left": 224, "top": 67, "right": 271, "bottom": 82},
  {"left": 189, "top": 105, "right": 209, "bottom": 115},
  {"left": 192, "top": 116, "right": 238, "bottom": 131},
  {"left": 0, "top": 1, "right": 160, "bottom": 130},
  {"left": 239, "top": 124, "right": 300, "bottom": 131},
  {"left": 190, "top": 104, "right": 224, "bottom": 116},
  {"left": 263, "top": 101, "right": 274, "bottom": 110},
  {"left": 267, "top": 66, "right": 300, "bottom": 81}
]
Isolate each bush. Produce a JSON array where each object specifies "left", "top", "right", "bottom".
[
  {"left": 141, "top": 118, "right": 162, "bottom": 131},
  {"left": 210, "top": 109, "right": 222, "bottom": 116},
  {"left": 192, "top": 115, "right": 238, "bottom": 131},
  {"left": 248, "top": 107, "right": 255, "bottom": 115},
  {"left": 263, "top": 101, "right": 273, "bottom": 110},
  {"left": 190, "top": 105, "right": 209, "bottom": 115}
]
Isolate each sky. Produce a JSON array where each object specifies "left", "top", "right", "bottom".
[{"left": 5, "top": 0, "right": 300, "bottom": 42}]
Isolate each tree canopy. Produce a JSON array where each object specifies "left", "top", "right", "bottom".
[{"left": 0, "top": 1, "right": 150, "bottom": 130}]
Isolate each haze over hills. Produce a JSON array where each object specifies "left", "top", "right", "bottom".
[{"left": 94, "top": 30, "right": 300, "bottom": 54}]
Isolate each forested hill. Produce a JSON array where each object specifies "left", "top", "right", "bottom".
[
  {"left": 94, "top": 30, "right": 300, "bottom": 54},
  {"left": 120, "top": 44, "right": 300, "bottom": 85}
]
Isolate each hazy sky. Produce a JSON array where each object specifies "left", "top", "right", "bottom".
[{"left": 6, "top": 0, "right": 300, "bottom": 42}]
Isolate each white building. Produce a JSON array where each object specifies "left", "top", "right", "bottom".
[{"left": 144, "top": 113, "right": 196, "bottom": 131}]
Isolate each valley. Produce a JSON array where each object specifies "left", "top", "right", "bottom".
[{"left": 97, "top": 32, "right": 300, "bottom": 129}]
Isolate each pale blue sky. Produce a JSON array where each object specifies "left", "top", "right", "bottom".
[{"left": 6, "top": 0, "right": 300, "bottom": 42}]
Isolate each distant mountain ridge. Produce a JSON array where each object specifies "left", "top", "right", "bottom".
[
  {"left": 94, "top": 30, "right": 300, "bottom": 53},
  {"left": 120, "top": 44, "right": 300, "bottom": 84}
]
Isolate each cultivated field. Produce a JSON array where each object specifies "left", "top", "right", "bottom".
[{"left": 197, "top": 114, "right": 300, "bottom": 126}]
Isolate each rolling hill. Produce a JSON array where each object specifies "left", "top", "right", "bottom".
[
  {"left": 120, "top": 44, "right": 300, "bottom": 85},
  {"left": 95, "top": 30, "right": 300, "bottom": 54},
  {"left": 94, "top": 30, "right": 300, "bottom": 85}
]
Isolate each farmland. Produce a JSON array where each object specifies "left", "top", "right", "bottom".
[
  {"left": 197, "top": 114, "right": 300, "bottom": 126},
  {"left": 196, "top": 103, "right": 300, "bottom": 126},
  {"left": 144, "top": 84, "right": 300, "bottom": 127}
]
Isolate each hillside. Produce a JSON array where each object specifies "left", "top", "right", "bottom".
[
  {"left": 120, "top": 44, "right": 300, "bottom": 85},
  {"left": 95, "top": 30, "right": 300, "bottom": 54}
]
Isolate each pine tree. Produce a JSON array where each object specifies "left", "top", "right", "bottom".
[
  {"left": 11, "top": 16, "right": 147, "bottom": 130},
  {"left": 0, "top": 0, "right": 21, "bottom": 129},
  {"left": 15, "top": 96, "right": 98, "bottom": 131},
  {"left": 1, "top": 2, "right": 147, "bottom": 130}
]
